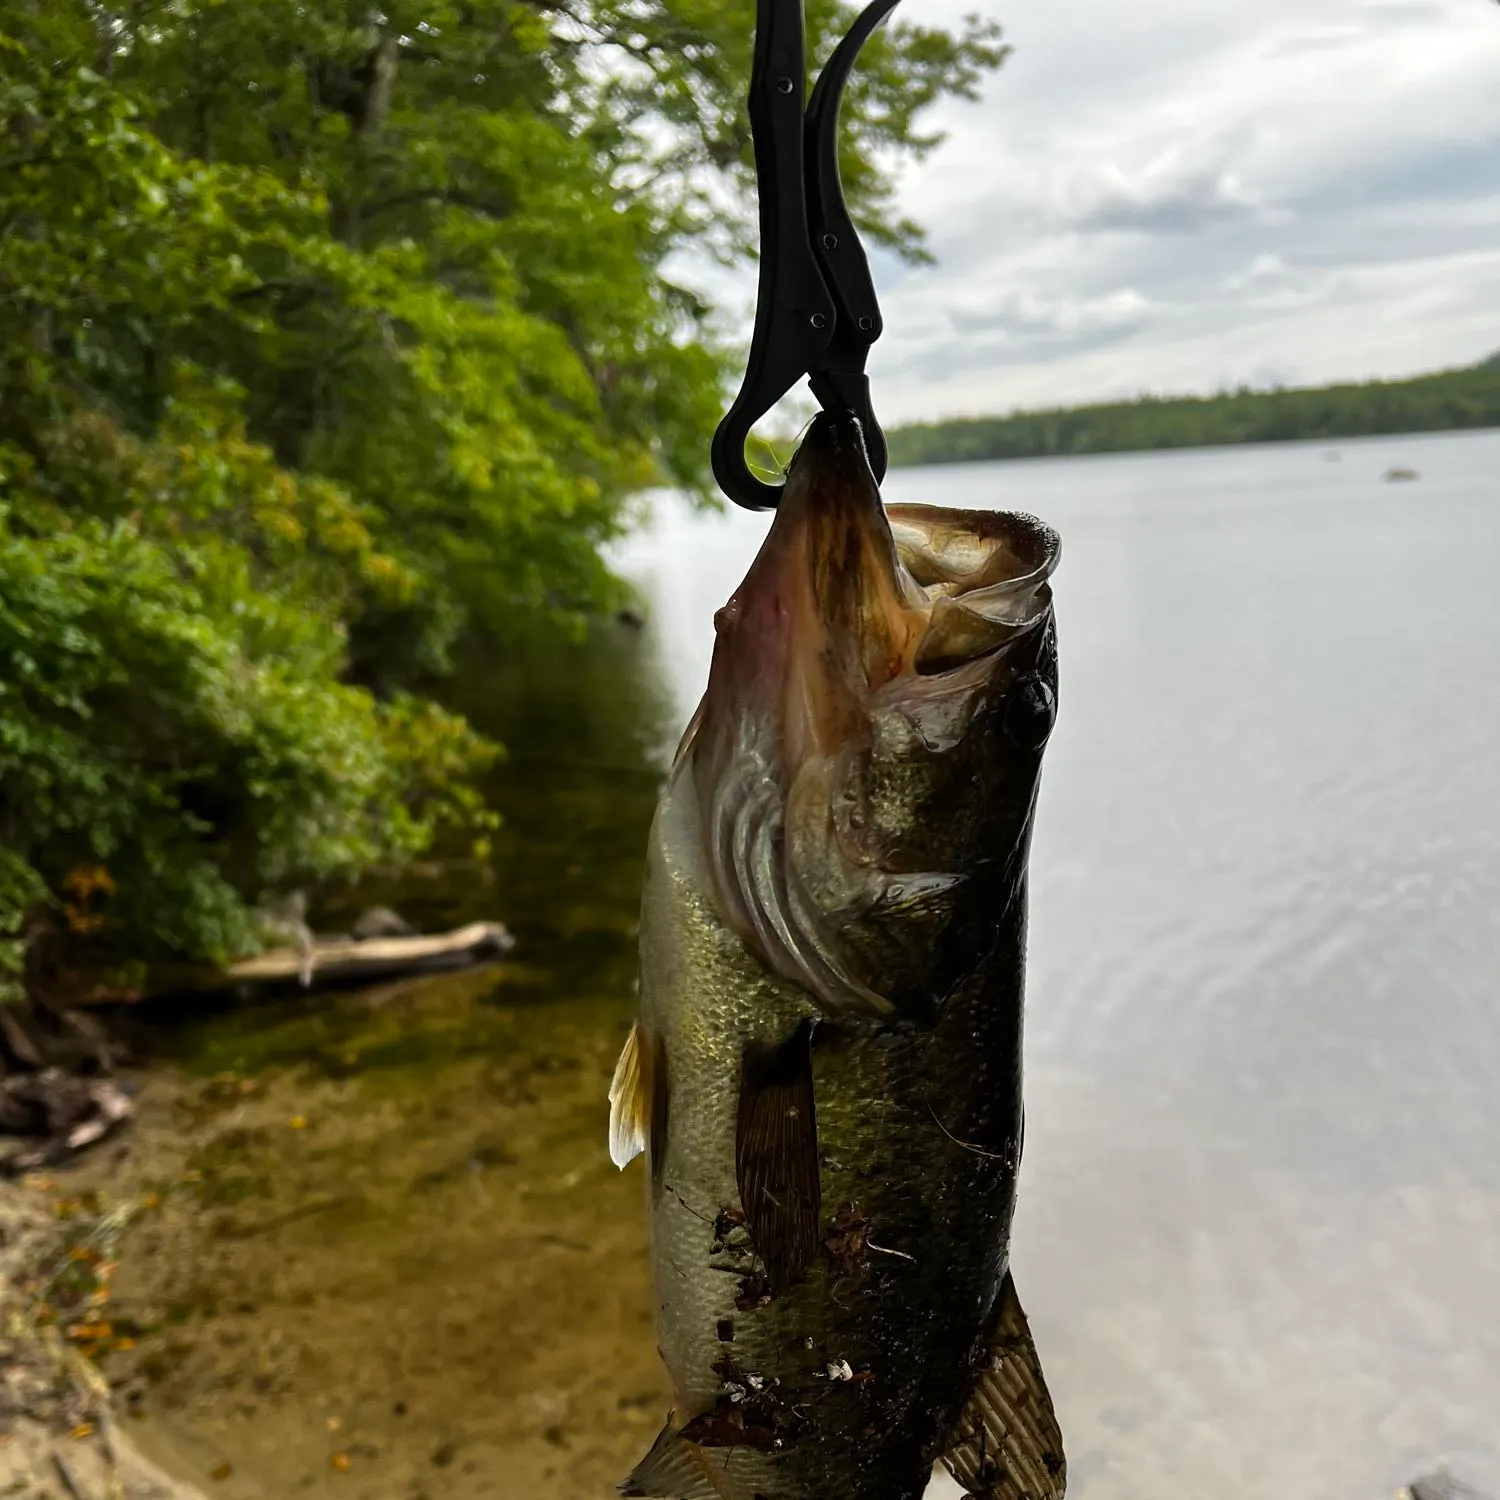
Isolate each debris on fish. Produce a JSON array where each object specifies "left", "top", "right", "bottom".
[{"left": 609, "top": 412, "right": 1066, "bottom": 1500}]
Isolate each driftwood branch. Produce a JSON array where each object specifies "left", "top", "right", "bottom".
[{"left": 224, "top": 920, "right": 514, "bottom": 990}]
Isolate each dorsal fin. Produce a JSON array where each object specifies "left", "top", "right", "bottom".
[{"left": 942, "top": 1272, "right": 1066, "bottom": 1500}]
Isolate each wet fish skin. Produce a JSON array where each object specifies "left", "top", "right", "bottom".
[{"left": 611, "top": 413, "right": 1064, "bottom": 1500}]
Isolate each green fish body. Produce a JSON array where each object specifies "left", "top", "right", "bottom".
[{"left": 610, "top": 414, "right": 1065, "bottom": 1500}]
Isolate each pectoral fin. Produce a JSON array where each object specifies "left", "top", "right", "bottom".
[
  {"left": 608, "top": 1023, "right": 648, "bottom": 1168},
  {"left": 611, "top": 1022, "right": 669, "bottom": 1168},
  {"left": 942, "top": 1272, "right": 1066, "bottom": 1500},
  {"left": 736, "top": 1019, "right": 821, "bottom": 1293},
  {"left": 619, "top": 1416, "right": 753, "bottom": 1500}
]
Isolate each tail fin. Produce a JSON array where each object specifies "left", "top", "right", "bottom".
[
  {"left": 619, "top": 1416, "right": 754, "bottom": 1500},
  {"left": 941, "top": 1273, "right": 1066, "bottom": 1500}
]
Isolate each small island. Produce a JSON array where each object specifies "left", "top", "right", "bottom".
[{"left": 886, "top": 353, "right": 1500, "bottom": 467}]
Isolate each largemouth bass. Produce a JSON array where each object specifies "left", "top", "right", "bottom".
[{"left": 609, "top": 413, "right": 1064, "bottom": 1500}]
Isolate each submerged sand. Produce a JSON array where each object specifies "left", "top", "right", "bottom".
[{"left": 47, "top": 966, "right": 666, "bottom": 1499}]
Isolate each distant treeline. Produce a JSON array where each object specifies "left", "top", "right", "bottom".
[{"left": 885, "top": 354, "right": 1500, "bottom": 467}]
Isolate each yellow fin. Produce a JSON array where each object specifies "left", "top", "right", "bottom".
[
  {"left": 943, "top": 1272, "right": 1066, "bottom": 1500},
  {"left": 608, "top": 1022, "right": 650, "bottom": 1169}
]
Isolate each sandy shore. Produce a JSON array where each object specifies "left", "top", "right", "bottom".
[
  {"left": 6, "top": 968, "right": 666, "bottom": 1500},
  {"left": 0, "top": 1179, "right": 206, "bottom": 1500}
]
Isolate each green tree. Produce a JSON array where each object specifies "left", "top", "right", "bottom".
[
  {"left": 0, "top": 3, "right": 1005, "bottom": 996},
  {"left": 885, "top": 359, "right": 1500, "bottom": 468},
  {"left": 11, "top": 0, "right": 1005, "bottom": 676}
]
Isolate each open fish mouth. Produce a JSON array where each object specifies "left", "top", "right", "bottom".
[
  {"left": 682, "top": 413, "right": 1061, "bottom": 1018},
  {"left": 694, "top": 415, "right": 1058, "bottom": 760},
  {"left": 886, "top": 500, "right": 1059, "bottom": 673}
]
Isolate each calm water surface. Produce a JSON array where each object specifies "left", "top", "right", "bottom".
[
  {"left": 613, "top": 429, "right": 1500, "bottom": 1500},
  {"left": 99, "top": 430, "right": 1499, "bottom": 1500}
]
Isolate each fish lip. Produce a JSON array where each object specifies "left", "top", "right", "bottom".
[
  {"left": 886, "top": 505, "right": 1062, "bottom": 597},
  {"left": 699, "top": 407, "right": 920, "bottom": 764},
  {"left": 884, "top": 506, "right": 1059, "bottom": 678},
  {"left": 786, "top": 410, "right": 876, "bottom": 486},
  {"left": 790, "top": 416, "right": 1063, "bottom": 605}
]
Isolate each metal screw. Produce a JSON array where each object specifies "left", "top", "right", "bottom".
[
  {"left": 810, "top": 312, "right": 829, "bottom": 330},
  {"left": 857, "top": 315, "right": 874, "bottom": 332},
  {"left": 821, "top": 232, "right": 839, "bottom": 251},
  {"left": 776, "top": 76, "right": 795, "bottom": 95}
]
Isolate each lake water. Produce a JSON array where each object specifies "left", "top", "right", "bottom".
[
  {"left": 90, "top": 429, "right": 1500, "bottom": 1500},
  {"left": 613, "top": 429, "right": 1500, "bottom": 1500}
]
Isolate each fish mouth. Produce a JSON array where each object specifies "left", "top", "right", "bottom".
[
  {"left": 685, "top": 411, "right": 1060, "bottom": 1012},
  {"left": 698, "top": 410, "right": 1059, "bottom": 766}
]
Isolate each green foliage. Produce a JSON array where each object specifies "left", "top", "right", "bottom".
[
  {"left": 0, "top": 1, "right": 1000, "bottom": 993},
  {"left": 0, "top": 380, "right": 497, "bottom": 996},
  {"left": 7, "top": 0, "right": 1004, "bottom": 665},
  {"left": 885, "top": 359, "right": 1500, "bottom": 468},
  {"left": 0, "top": 32, "right": 500, "bottom": 991},
  {"left": 550, "top": 0, "right": 1009, "bottom": 263}
]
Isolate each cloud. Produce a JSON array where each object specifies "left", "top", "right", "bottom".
[
  {"left": 886, "top": 288, "right": 1155, "bottom": 382},
  {"left": 1225, "top": 253, "right": 1292, "bottom": 291},
  {"left": 1064, "top": 158, "right": 1277, "bottom": 236},
  {"left": 1357, "top": 0, "right": 1465, "bottom": 26},
  {"left": 964, "top": 287, "right": 1154, "bottom": 338},
  {"left": 672, "top": 0, "right": 1500, "bottom": 431},
  {"left": 1265, "top": 26, "right": 1366, "bottom": 57},
  {"left": 869, "top": 244, "right": 1500, "bottom": 419},
  {"left": 852, "top": 0, "right": 1500, "bottom": 422}
]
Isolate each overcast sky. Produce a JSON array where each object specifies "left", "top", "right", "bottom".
[{"left": 700, "top": 0, "right": 1500, "bottom": 425}]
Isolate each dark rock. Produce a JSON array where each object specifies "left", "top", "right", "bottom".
[
  {"left": 0, "top": 1001, "right": 120, "bottom": 1074},
  {"left": 1410, "top": 1472, "right": 1492, "bottom": 1500},
  {"left": 0, "top": 1008, "right": 44, "bottom": 1068},
  {"left": 0, "top": 1068, "right": 134, "bottom": 1173}
]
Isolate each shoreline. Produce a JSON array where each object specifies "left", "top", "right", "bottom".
[
  {"left": 887, "top": 417, "right": 1500, "bottom": 470},
  {"left": 3, "top": 967, "right": 663, "bottom": 1500},
  {"left": 0, "top": 1175, "right": 207, "bottom": 1500}
]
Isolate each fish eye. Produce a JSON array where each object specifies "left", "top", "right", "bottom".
[{"left": 1003, "top": 675, "right": 1056, "bottom": 751}]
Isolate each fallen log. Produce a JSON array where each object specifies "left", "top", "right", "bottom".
[{"left": 223, "top": 920, "right": 515, "bottom": 990}]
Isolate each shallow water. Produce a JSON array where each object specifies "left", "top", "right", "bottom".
[
  {"left": 74, "top": 621, "right": 676, "bottom": 1497},
  {"left": 82, "top": 429, "right": 1500, "bottom": 1499}
]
